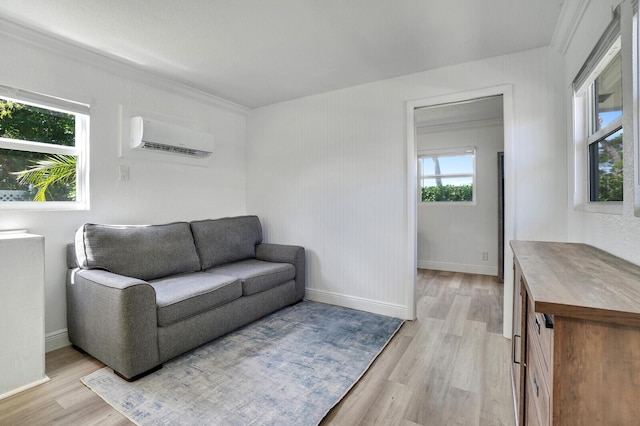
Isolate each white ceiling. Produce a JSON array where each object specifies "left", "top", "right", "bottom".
[{"left": 0, "top": 0, "right": 565, "bottom": 109}]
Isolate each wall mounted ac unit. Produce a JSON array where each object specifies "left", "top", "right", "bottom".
[{"left": 130, "top": 116, "right": 213, "bottom": 158}]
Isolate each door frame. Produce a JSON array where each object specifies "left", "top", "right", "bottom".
[
  {"left": 498, "top": 151, "right": 505, "bottom": 283},
  {"left": 405, "top": 85, "right": 515, "bottom": 338}
]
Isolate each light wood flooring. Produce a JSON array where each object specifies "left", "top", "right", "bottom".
[{"left": 0, "top": 270, "right": 515, "bottom": 425}]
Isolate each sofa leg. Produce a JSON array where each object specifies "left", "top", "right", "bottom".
[
  {"left": 73, "top": 345, "right": 162, "bottom": 381},
  {"left": 114, "top": 364, "right": 163, "bottom": 382},
  {"left": 72, "top": 344, "right": 87, "bottom": 354}
]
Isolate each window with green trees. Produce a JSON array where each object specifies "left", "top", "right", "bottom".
[
  {"left": 587, "top": 49, "right": 623, "bottom": 202},
  {"left": 0, "top": 87, "right": 89, "bottom": 208},
  {"left": 589, "top": 128, "right": 622, "bottom": 202},
  {"left": 572, "top": 8, "right": 623, "bottom": 205},
  {"left": 418, "top": 148, "right": 475, "bottom": 203}
]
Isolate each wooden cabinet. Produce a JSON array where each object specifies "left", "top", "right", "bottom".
[
  {"left": 511, "top": 259, "right": 525, "bottom": 424},
  {"left": 511, "top": 241, "right": 640, "bottom": 425},
  {"left": 524, "top": 292, "right": 552, "bottom": 426}
]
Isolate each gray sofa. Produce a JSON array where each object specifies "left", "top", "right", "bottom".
[{"left": 66, "top": 215, "right": 305, "bottom": 380}]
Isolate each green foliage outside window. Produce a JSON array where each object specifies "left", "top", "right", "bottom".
[
  {"left": 0, "top": 100, "right": 77, "bottom": 201},
  {"left": 591, "top": 131, "right": 623, "bottom": 202},
  {"left": 597, "top": 166, "right": 623, "bottom": 201},
  {"left": 421, "top": 184, "right": 473, "bottom": 202},
  {"left": 13, "top": 154, "right": 77, "bottom": 202}
]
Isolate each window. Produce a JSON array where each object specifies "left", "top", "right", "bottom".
[
  {"left": 418, "top": 148, "right": 475, "bottom": 203},
  {"left": 573, "top": 8, "right": 623, "bottom": 205},
  {"left": 586, "top": 49, "right": 623, "bottom": 202},
  {"left": 0, "top": 86, "right": 89, "bottom": 209}
]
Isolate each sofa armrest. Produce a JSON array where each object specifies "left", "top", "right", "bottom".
[
  {"left": 256, "top": 243, "right": 305, "bottom": 301},
  {"left": 67, "top": 269, "right": 160, "bottom": 379}
]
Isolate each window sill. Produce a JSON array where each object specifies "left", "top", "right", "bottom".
[
  {"left": 580, "top": 202, "right": 623, "bottom": 215},
  {"left": 419, "top": 201, "right": 477, "bottom": 207},
  {"left": 0, "top": 201, "right": 89, "bottom": 212}
]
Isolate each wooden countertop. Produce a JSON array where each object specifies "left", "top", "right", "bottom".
[{"left": 510, "top": 241, "right": 640, "bottom": 327}]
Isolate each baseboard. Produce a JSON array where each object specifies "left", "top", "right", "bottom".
[
  {"left": 305, "top": 288, "right": 409, "bottom": 319},
  {"left": 417, "top": 260, "right": 497, "bottom": 276},
  {"left": 45, "top": 328, "right": 71, "bottom": 353},
  {"left": 0, "top": 376, "right": 49, "bottom": 401}
]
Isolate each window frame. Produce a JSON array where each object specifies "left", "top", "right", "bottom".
[
  {"left": 0, "top": 86, "right": 89, "bottom": 210},
  {"left": 572, "top": 8, "right": 624, "bottom": 213},
  {"left": 417, "top": 147, "right": 476, "bottom": 206}
]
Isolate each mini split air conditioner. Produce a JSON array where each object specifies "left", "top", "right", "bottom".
[{"left": 130, "top": 116, "right": 214, "bottom": 158}]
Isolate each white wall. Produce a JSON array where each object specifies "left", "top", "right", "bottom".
[
  {"left": 564, "top": 0, "right": 640, "bottom": 264},
  {"left": 416, "top": 120, "right": 504, "bottom": 276},
  {"left": 246, "top": 46, "right": 566, "bottom": 321},
  {"left": 0, "top": 22, "right": 248, "bottom": 350},
  {"left": 565, "top": 0, "right": 640, "bottom": 264}
]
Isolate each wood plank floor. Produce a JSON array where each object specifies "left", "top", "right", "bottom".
[
  {"left": 323, "top": 270, "right": 514, "bottom": 425},
  {"left": 0, "top": 270, "right": 515, "bottom": 425}
]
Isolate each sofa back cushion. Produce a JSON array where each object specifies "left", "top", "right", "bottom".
[
  {"left": 75, "top": 222, "right": 201, "bottom": 281},
  {"left": 190, "top": 216, "right": 263, "bottom": 270}
]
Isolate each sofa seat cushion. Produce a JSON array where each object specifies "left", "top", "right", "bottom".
[
  {"left": 205, "top": 259, "right": 295, "bottom": 296},
  {"left": 150, "top": 272, "right": 241, "bottom": 327},
  {"left": 75, "top": 222, "right": 201, "bottom": 281}
]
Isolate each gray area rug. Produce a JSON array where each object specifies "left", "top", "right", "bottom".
[{"left": 82, "top": 301, "right": 404, "bottom": 425}]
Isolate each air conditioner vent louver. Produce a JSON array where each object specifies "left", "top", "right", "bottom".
[
  {"left": 140, "top": 141, "right": 211, "bottom": 158},
  {"left": 130, "top": 116, "right": 214, "bottom": 158}
]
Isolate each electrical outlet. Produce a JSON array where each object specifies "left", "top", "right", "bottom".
[
  {"left": 481, "top": 251, "right": 488, "bottom": 261},
  {"left": 119, "top": 165, "right": 130, "bottom": 181}
]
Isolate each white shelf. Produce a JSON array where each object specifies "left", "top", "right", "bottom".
[{"left": 0, "top": 232, "right": 49, "bottom": 399}]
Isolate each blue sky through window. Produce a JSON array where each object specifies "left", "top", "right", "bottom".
[
  {"left": 598, "top": 111, "right": 621, "bottom": 129},
  {"left": 423, "top": 155, "right": 472, "bottom": 175}
]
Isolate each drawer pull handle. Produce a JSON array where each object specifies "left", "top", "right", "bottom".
[
  {"left": 513, "top": 334, "right": 520, "bottom": 364},
  {"left": 535, "top": 315, "right": 541, "bottom": 334},
  {"left": 533, "top": 373, "right": 539, "bottom": 397},
  {"left": 543, "top": 313, "right": 554, "bottom": 329}
]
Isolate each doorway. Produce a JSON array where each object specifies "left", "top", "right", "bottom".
[
  {"left": 413, "top": 96, "right": 504, "bottom": 280},
  {"left": 405, "top": 86, "right": 514, "bottom": 338}
]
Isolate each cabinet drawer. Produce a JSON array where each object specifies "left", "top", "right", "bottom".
[
  {"left": 526, "top": 328, "right": 551, "bottom": 426},
  {"left": 527, "top": 296, "right": 553, "bottom": 375},
  {"left": 526, "top": 392, "right": 543, "bottom": 426}
]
